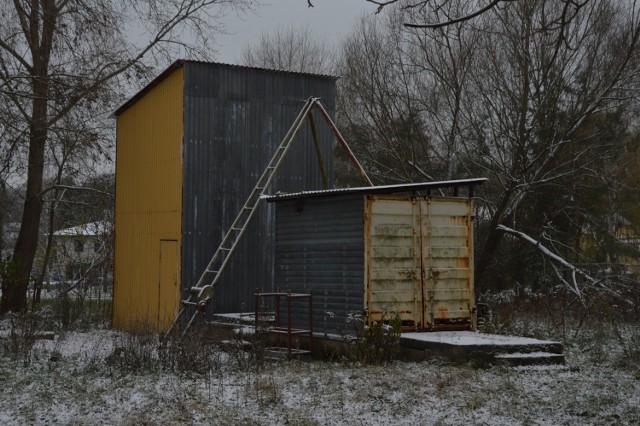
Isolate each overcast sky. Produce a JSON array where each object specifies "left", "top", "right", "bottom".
[{"left": 214, "top": 0, "right": 374, "bottom": 64}]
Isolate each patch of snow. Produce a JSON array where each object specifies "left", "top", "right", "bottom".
[{"left": 231, "top": 326, "right": 256, "bottom": 335}]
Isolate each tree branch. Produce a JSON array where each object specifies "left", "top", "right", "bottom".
[
  {"left": 497, "top": 224, "right": 632, "bottom": 304},
  {"left": 405, "top": 0, "right": 512, "bottom": 29}
]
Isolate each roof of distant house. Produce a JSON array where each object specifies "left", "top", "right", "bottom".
[{"left": 53, "top": 221, "right": 112, "bottom": 237}]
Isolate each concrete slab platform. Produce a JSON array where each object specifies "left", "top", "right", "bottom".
[{"left": 400, "top": 331, "right": 564, "bottom": 365}]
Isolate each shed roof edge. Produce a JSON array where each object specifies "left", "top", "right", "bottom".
[
  {"left": 112, "top": 60, "right": 340, "bottom": 117},
  {"left": 261, "top": 178, "right": 488, "bottom": 202}
]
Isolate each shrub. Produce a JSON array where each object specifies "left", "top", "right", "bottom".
[
  {"left": 4, "top": 308, "right": 54, "bottom": 366},
  {"left": 107, "top": 323, "right": 225, "bottom": 375},
  {"left": 344, "top": 307, "right": 401, "bottom": 365}
]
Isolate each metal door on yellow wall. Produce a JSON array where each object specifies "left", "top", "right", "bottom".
[
  {"left": 158, "top": 240, "right": 180, "bottom": 330},
  {"left": 365, "top": 196, "right": 474, "bottom": 331}
]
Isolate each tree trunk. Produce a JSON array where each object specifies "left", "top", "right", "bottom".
[
  {"left": 32, "top": 200, "right": 54, "bottom": 307},
  {"left": 0, "top": 180, "right": 5, "bottom": 258},
  {"left": 474, "top": 186, "right": 515, "bottom": 290},
  {"left": 0, "top": 75, "right": 48, "bottom": 314},
  {"left": 33, "top": 185, "right": 64, "bottom": 306},
  {"left": 0, "top": 0, "right": 57, "bottom": 314}
]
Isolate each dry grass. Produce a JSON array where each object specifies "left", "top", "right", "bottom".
[{"left": 0, "top": 298, "right": 639, "bottom": 425}]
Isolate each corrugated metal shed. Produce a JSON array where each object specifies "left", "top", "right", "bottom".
[
  {"left": 266, "top": 179, "right": 486, "bottom": 336},
  {"left": 114, "top": 61, "right": 336, "bottom": 331}
]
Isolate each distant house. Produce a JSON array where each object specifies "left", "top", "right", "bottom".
[
  {"left": 51, "top": 221, "right": 112, "bottom": 284},
  {"left": 580, "top": 214, "right": 640, "bottom": 276},
  {"left": 1, "top": 222, "right": 20, "bottom": 260},
  {"left": 613, "top": 216, "right": 640, "bottom": 275}
]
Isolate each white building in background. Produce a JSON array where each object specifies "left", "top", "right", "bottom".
[
  {"left": 1, "top": 222, "right": 20, "bottom": 261},
  {"left": 51, "top": 221, "right": 112, "bottom": 284}
]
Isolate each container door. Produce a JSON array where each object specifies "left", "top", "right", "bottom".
[
  {"left": 420, "top": 198, "right": 473, "bottom": 330},
  {"left": 158, "top": 240, "right": 180, "bottom": 331},
  {"left": 365, "top": 197, "right": 423, "bottom": 329}
]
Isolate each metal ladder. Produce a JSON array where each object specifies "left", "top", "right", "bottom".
[{"left": 166, "top": 97, "right": 372, "bottom": 337}]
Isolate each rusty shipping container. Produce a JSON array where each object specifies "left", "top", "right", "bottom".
[
  {"left": 264, "top": 179, "right": 486, "bottom": 336},
  {"left": 113, "top": 61, "right": 337, "bottom": 331}
]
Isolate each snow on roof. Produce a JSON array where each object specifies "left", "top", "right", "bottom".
[
  {"left": 53, "top": 221, "right": 112, "bottom": 237},
  {"left": 261, "top": 178, "right": 487, "bottom": 202}
]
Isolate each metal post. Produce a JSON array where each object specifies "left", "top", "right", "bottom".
[
  {"left": 275, "top": 294, "right": 281, "bottom": 349},
  {"left": 308, "top": 294, "right": 313, "bottom": 358},
  {"left": 254, "top": 293, "right": 259, "bottom": 330},
  {"left": 312, "top": 102, "right": 373, "bottom": 186},
  {"left": 287, "top": 294, "right": 292, "bottom": 360},
  {"left": 307, "top": 110, "right": 329, "bottom": 190}
]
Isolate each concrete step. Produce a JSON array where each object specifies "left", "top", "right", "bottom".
[
  {"left": 494, "top": 351, "right": 566, "bottom": 366},
  {"left": 264, "top": 347, "right": 311, "bottom": 361},
  {"left": 219, "top": 339, "right": 253, "bottom": 351}
]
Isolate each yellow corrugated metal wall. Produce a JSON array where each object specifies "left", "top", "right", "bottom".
[{"left": 113, "top": 68, "right": 183, "bottom": 331}]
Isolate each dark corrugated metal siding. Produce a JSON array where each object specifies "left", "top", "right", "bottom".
[
  {"left": 274, "top": 195, "right": 365, "bottom": 335},
  {"left": 182, "top": 62, "right": 336, "bottom": 312}
]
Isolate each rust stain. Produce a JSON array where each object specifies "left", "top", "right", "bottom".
[
  {"left": 365, "top": 196, "right": 373, "bottom": 322},
  {"left": 451, "top": 216, "right": 467, "bottom": 226},
  {"left": 436, "top": 306, "right": 449, "bottom": 319},
  {"left": 456, "top": 257, "right": 470, "bottom": 269}
]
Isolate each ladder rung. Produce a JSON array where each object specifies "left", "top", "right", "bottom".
[
  {"left": 243, "top": 207, "right": 254, "bottom": 210},
  {"left": 220, "top": 247, "right": 232, "bottom": 251},
  {"left": 182, "top": 301, "right": 197, "bottom": 306},
  {"left": 231, "top": 227, "right": 242, "bottom": 231},
  {"left": 190, "top": 286, "right": 205, "bottom": 294},
  {"left": 206, "top": 269, "right": 220, "bottom": 274}
]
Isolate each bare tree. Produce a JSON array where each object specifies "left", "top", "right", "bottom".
[
  {"left": 241, "top": 24, "right": 336, "bottom": 74},
  {"left": 457, "top": 0, "right": 640, "bottom": 287},
  {"left": 339, "top": 14, "right": 441, "bottom": 184},
  {"left": 339, "top": 0, "right": 640, "bottom": 291},
  {"left": 0, "top": 0, "right": 256, "bottom": 314}
]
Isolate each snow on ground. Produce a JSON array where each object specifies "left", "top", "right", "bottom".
[{"left": 0, "top": 328, "right": 638, "bottom": 425}]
